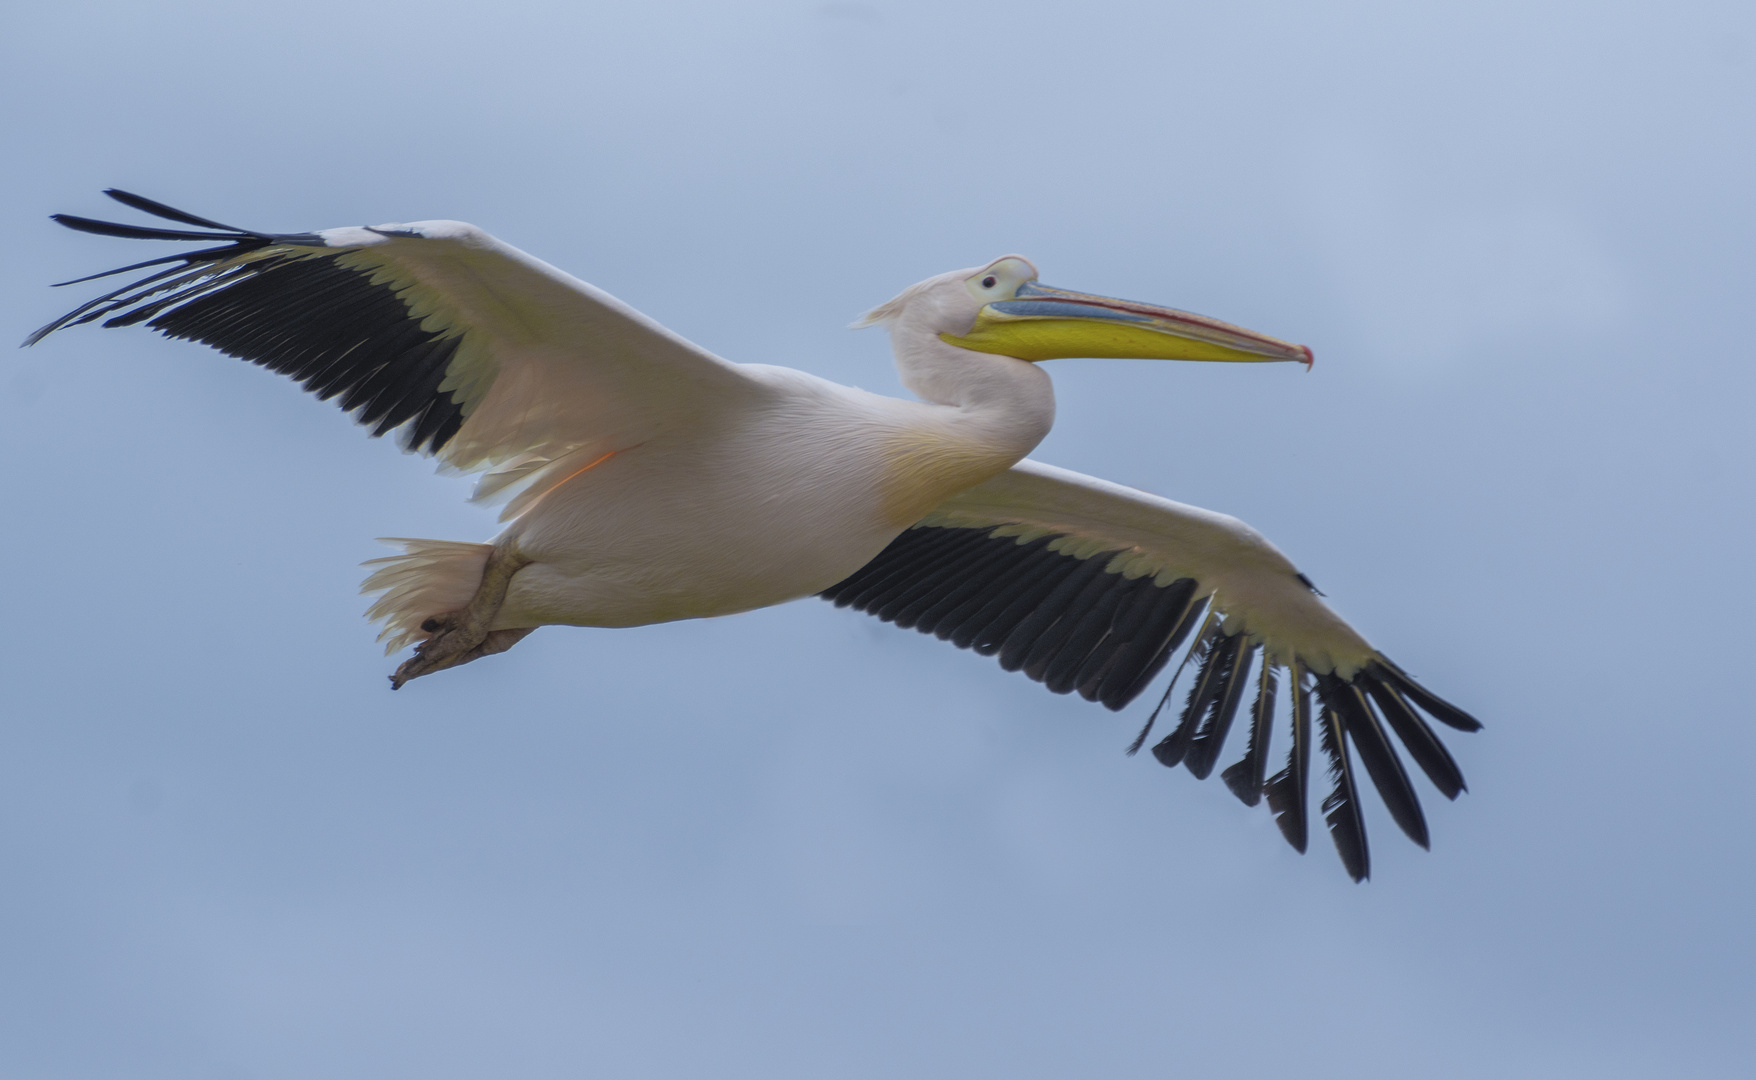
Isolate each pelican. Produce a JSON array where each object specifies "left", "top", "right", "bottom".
[{"left": 28, "top": 190, "right": 1482, "bottom": 880}]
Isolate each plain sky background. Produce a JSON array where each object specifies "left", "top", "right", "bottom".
[{"left": 3, "top": 1, "right": 1753, "bottom": 1076}]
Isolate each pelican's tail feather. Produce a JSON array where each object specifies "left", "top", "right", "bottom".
[{"left": 361, "top": 538, "right": 493, "bottom": 654}]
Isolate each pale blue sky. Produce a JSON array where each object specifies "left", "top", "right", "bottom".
[{"left": 3, "top": 1, "right": 1753, "bottom": 1076}]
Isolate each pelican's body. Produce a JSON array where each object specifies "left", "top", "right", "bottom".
[
  {"left": 497, "top": 357, "right": 1051, "bottom": 629},
  {"left": 30, "top": 191, "right": 1481, "bottom": 880}
]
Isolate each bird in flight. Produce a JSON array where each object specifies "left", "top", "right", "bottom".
[{"left": 29, "top": 189, "right": 1481, "bottom": 880}]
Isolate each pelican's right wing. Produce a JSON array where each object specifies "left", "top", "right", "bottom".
[
  {"left": 29, "top": 190, "right": 776, "bottom": 517},
  {"left": 821, "top": 458, "right": 1482, "bottom": 880}
]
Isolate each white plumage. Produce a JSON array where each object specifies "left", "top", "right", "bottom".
[{"left": 30, "top": 190, "right": 1481, "bottom": 879}]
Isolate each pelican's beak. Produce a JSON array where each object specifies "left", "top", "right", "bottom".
[{"left": 941, "top": 282, "right": 1314, "bottom": 368}]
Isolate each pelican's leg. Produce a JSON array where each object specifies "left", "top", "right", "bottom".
[{"left": 390, "top": 542, "right": 534, "bottom": 689}]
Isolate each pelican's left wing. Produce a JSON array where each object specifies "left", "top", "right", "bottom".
[
  {"left": 28, "top": 190, "right": 776, "bottom": 516},
  {"left": 821, "top": 459, "right": 1481, "bottom": 880}
]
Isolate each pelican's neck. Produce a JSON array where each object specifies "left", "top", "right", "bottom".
[
  {"left": 862, "top": 327, "right": 1055, "bottom": 527},
  {"left": 891, "top": 328, "right": 1056, "bottom": 461}
]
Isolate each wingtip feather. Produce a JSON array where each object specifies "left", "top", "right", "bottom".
[
  {"left": 1315, "top": 683, "right": 1370, "bottom": 882},
  {"left": 1372, "top": 657, "right": 1484, "bottom": 732},
  {"left": 103, "top": 188, "right": 249, "bottom": 232}
]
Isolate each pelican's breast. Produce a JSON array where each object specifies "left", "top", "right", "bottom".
[{"left": 875, "top": 421, "right": 1029, "bottom": 528}]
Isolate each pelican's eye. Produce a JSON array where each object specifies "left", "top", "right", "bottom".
[{"left": 964, "top": 257, "right": 1036, "bottom": 302}]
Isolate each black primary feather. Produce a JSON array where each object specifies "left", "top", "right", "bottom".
[
  {"left": 1369, "top": 658, "right": 1483, "bottom": 732},
  {"left": 1183, "top": 637, "right": 1257, "bottom": 780},
  {"left": 1315, "top": 680, "right": 1369, "bottom": 881},
  {"left": 49, "top": 213, "right": 246, "bottom": 243},
  {"left": 1150, "top": 616, "right": 1226, "bottom": 768},
  {"left": 29, "top": 196, "right": 471, "bottom": 456},
  {"left": 103, "top": 188, "right": 250, "bottom": 232},
  {"left": 28, "top": 256, "right": 256, "bottom": 344},
  {"left": 1264, "top": 662, "right": 1311, "bottom": 853},
  {"left": 1130, "top": 607, "right": 1215, "bottom": 751},
  {"left": 1360, "top": 672, "right": 1467, "bottom": 800},
  {"left": 52, "top": 244, "right": 253, "bottom": 288},
  {"left": 1222, "top": 659, "right": 1279, "bottom": 806},
  {"left": 1325, "top": 675, "right": 1429, "bottom": 849}
]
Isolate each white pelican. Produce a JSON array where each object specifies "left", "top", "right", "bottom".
[{"left": 29, "top": 190, "right": 1482, "bottom": 880}]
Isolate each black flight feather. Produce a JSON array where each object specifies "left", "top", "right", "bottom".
[
  {"left": 964, "top": 554, "right": 1086, "bottom": 656},
  {"left": 1360, "top": 673, "right": 1467, "bottom": 800},
  {"left": 884, "top": 531, "right": 1009, "bottom": 626},
  {"left": 49, "top": 213, "right": 246, "bottom": 243},
  {"left": 1369, "top": 658, "right": 1483, "bottom": 732},
  {"left": 914, "top": 539, "right": 1051, "bottom": 635},
  {"left": 29, "top": 194, "right": 470, "bottom": 455},
  {"left": 823, "top": 530, "right": 1199, "bottom": 713},
  {"left": 1264, "top": 662, "right": 1311, "bottom": 853},
  {"left": 1126, "top": 602, "right": 1211, "bottom": 754},
  {"left": 1325, "top": 675, "right": 1429, "bottom": 849},
  {"left": 1102, "top": 581, "right": 1201, "bottom": 713},
  {"left": 932, "top": 536, "right": 1058, "bottom": 643},
  {"left": 27, "top": 260, "right": 239, "bottom": 344},
  {"left": 1315, "top": 680, "right": 1370, "bottom": 882},
  {"left": 1015, "top": 557, "right": 1125, "bottom": 682},
  {"left": 104, "top": 188, "right": 250, "bottom": 232},
  {"left": 1039, "top": 573, "right": 1139, "bottom": 693},
  {"left": 1223, "top": 659, "right": 1279, "bottom": 806},
  {"left": 1151, "top": 618, "right": 1227, "bottom": 768},
  {"left": 52, "top": 244, "right": 253, "bottom": 287},
  {"left": 828, "top": 525, "right": 965, "bottom": 610},
  {"left": 1065, "top": 574, "right": 1155, "bottom": 697},
  {"left": 998, "top": 553, "right": 1113, "bottom": 671},
  {"left": 98, "top": 266, "right": 255, "bottom": 328},
  {"left": 1184, "top": 636, "right": 1256, "bottom": 780}
]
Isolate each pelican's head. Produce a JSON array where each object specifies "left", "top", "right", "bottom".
[{"left": 857, "top": 255, "right": 1314, "bottom": 369}]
